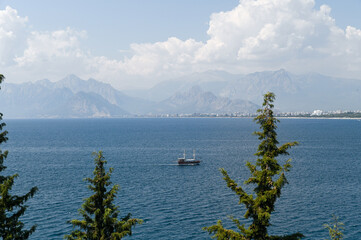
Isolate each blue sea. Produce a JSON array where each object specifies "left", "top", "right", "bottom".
[{"left": 2, "top": 118, "right": 361, "bottom": 239}]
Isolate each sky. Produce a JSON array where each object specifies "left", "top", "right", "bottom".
[{"left": 0, "top": 0, "right": 360, "bottom": 90}]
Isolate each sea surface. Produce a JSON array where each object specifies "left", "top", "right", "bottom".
[{"left": 2, "top": 118, "right": 361, "bottom": 239}]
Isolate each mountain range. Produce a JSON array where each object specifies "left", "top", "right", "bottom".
[
  {"left": 157, "top": 86, "right": 258, "bottom": 114},
  {"left": 217, "top": 69, "right": 361, "bottom": 112},
  {"left": 0, "top": 74, "right": 258, "bottom": 118},
  {"left": 129, "top": 69, "right": 361, "bottom": 112},
  {"left": 0, "top": 69, "right": 361, "bottom": 118}
]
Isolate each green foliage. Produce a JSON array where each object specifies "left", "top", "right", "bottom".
[
  {"left": 204, "top": 92, "right": 303, "bottom": 240},
  {"left": 0, "top": 74, "right": 38, "bottom": 239},
  {"left": 324, "top": 215, "right": 344, "bottom": 240},
  {"left": 65, "top": 151, "right": 142, "bottom": 240}
]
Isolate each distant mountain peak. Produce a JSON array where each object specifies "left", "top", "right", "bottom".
[
  {"left": 188, "top": 85, "right": 203, "bottom": 95},
  {"left": 63, "top": 74, "right": 81, "bottom": 80},
  {"left": 272, "top": 69, "right": 291, "bottom": 80},
  {"left": 248, "top": 68, "right": 289, "bottom": 78},
  {"left": 159, "top": 85, "right": 258, "bottom": 114},
  {"left": 36, "top": 78, "right": 51, "bottom": 85}
]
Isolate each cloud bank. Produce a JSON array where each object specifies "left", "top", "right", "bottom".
[{"left": 1, "top": 0, "right": 361, "bottom": 89}]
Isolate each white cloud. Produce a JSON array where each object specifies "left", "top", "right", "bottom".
[
  {"left": 13, "top": 28, "right": 89, "bottom": 78},
  {"left": 102, "top": 0, "right": 361, "bottom": 81},
  {"left": 0, "top": 6, "right": 28, "bottom": 66},
  {"left": 1, "top": 0, "right": 361, "bottom": 89},
  {"left": 16, "top": 28, "right": 87, "bottom": 66},
  {"left": 122, "top": 37, "right": 203, "bottom": 75}
]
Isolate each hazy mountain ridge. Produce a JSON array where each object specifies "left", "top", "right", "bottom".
[
  {"left": 0, "top": 74, "right": 259, "bottom": 118},
  {"left": 36, "top": 75, "right": 154, "bottom": 114},
  {"left": 156, "top": 86, "right": 259, "bottom": 114},
  {"left": 0, "top": 81, "right": 128, "bottom": 118},
  {"left": 127, "top": 70, "right": 240, "bottom": 102},
  {"left": 1, "top": 69, "right": 360, "bottom": 118},
  {"left": 146, "top": 69, "right": 361, "bottom": 112}
]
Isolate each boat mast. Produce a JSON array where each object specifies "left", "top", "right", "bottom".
[{"left": 193, "top": 149, "right": 195, "bottom": 159}]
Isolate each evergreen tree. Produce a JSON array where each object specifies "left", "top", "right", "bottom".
[
  {"left": 0, "top": 74, "right": 38, "bottom": 239},
  {"left": 324, "top": 215, "right": 344, "bottom": 240},
  {"left": 204, "top": 92, "right": 303, "bottom": 240},
  {"left": 65, "top": 151, "right": 142, "bottom": 240}
]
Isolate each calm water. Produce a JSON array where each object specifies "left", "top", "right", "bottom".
[{"left": 2, "top": 118, "right": 361, "bottom": 239}]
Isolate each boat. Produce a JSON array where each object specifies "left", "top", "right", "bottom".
[{"left": 177, "top": 150, "right": 201, "bottom": 165}]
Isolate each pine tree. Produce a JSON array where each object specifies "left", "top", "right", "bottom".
[
  {"left": 65, "top": 151, "right": 142, "bottom": 240},
  {"left": 0, "top": 74, "right": 38, "bottom": 239},
  {"left": 204, "top": 92, "right": 303, "bottom": 240},
  {"left": 324, "top": 215, "right": 344, "bottom": 240}
]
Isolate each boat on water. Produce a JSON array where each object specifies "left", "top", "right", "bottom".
[{"left": 178, "top": 150, "right": 201, "bottom": 165}]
